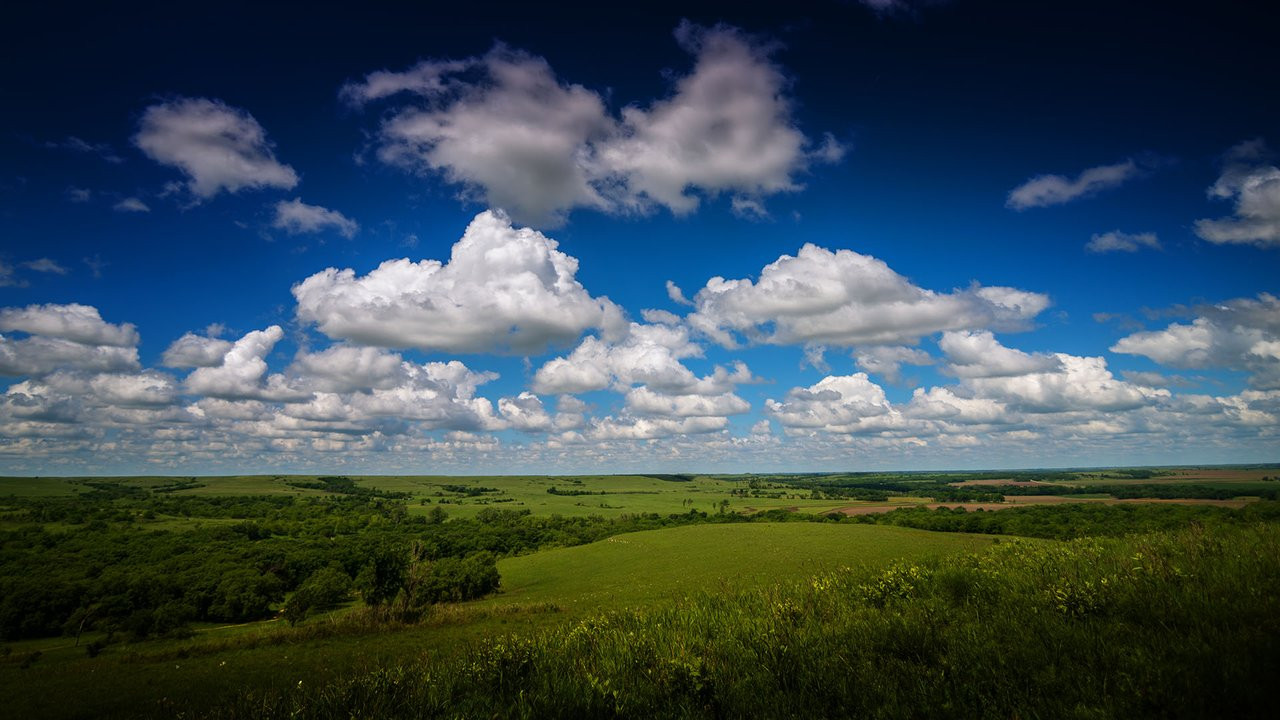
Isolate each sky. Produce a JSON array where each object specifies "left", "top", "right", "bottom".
[{"left": 0, "top": 0, "right": 1277, "bottom": 475}]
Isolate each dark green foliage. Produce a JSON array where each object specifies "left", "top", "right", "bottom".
[
  {"left": 854, "top": 499, "right": 1280, "bottom": 539},
  {"left": 438, "top": 484, "right": 500, "bottom": 496},
  {"left": 411, "top": 552, "right": 500, "bottom": 606},
  {"left": 285, "top": 476, "right": 409, "bottom": 499},
  {"left": 282, "top": 566, "right": 352, "bottom": 625},
  {"left": 546, "top": 486, "right": 602, "bottom": 496}
]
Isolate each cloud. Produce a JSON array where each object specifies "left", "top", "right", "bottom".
[
  {"left": 287, "top": 345, "right": 406, "bottom": 393},
  {"left": 22, "top": 258, "right": 68, "bottom": 275},
  {"left": 183, "top": 326, "right": 308, "bottom": 401},
  {"left": 0, "top": 303, "right": 138, "bottom": 346},
  {"left": 1193, "top": 139, "right": 1280, "bottom": 248},
  {"left": 853, "top": 345, "right": 934, "bottom": 383},
  {"left": 161, "top": 332, "right": 235, "bottom": 368},
  {"left": 113, "top": 197, "right": 151, "bottom": 213},
  {"left": 345, "top": 23, "right": 839, "bottom": 226},
  {"left": 623, "top": 386, "right": 749, "bottom": 418},
  {"left": 0, "top": 304, "right": 140, "bottom": 377},
  {"left": 1111, "top": 293, "right": 1280, "bottom": 388},
  {"left": 294, "top": 210, "right": 626, "bottom": 354},
  {"left": 67, "top": 187, "right": 91, "bottom": 203},
  {"left": 0, "top": 262, "right": 24, "bottom": 288},
  {"left": 1086, "top": 230, "right": 1160, "bottom": 253},
  {"left": 45, "top": 136, "right": 123, "bottom": 164},
  {"left": 938, "top": 330, "right": 1061, "bottom": 377},
  {"left": 686, "top": 243, "right": 1049, "bottom": 347},
  {"left": 0, "top": 338, "right": 140, "bottom": 377},
  {"left": 766, "top": 373, "right": 899, "bottom": 433},
  {"left": 532, "top": 321, "right": 755, "bottom": 396},
  {"left": 666, "top": 280, "right": 693, "bottom": 306},
  {"left": 133, "top": 97, "right": 299, "bottom": 200},
  {"left": 1006, "top": 159, "right": 1140, "bottom": 210},
  {"left": 272, "top": 198, "right": 359, "bottom": 238},
  {"left": 961, "top": 353, "right": 1166, "bottom": 413},
  {"left": 857, "top": 0, "right": 948, "bottom": 15}
]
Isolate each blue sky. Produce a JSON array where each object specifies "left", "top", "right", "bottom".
[{"left": 0, "top": 0, "right": 1277, "bottom": 474}]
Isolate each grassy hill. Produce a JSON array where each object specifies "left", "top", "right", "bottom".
[{"left": 485, "top": 522, "right": 995, "bottom": 613}]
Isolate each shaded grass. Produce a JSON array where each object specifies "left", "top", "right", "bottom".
[{"left": 192, "top": 523, "right": 1280, "bottom": 719}]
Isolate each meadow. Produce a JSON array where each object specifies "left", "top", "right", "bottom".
[{"left": 1, "top": 466, "right": 1277, "bottom": 718}]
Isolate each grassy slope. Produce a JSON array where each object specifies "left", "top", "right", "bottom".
[
  {"left": 0, "top": 523, "right": 987, "bottom": 720},
  {"left": 485, "top": 523, "right": 994, "bottom": 613},
  {"left": 202, "top": 524, "right": 1280, "bottom": 720}
]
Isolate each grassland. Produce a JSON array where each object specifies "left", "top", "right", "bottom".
[
  {"left": 192, "top": 523, "right": 1280, "bottom": 719},
  {"left": 1, "top": 522, "right": 988, "bottom": 720},
  {"left": 2, "top": 466, "right": 1277, "bottom": 718}
]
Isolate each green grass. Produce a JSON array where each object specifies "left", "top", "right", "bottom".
[
  {"left": 192, "top": 523, "right": 1280, "bottom": 719},
  {"left": 0, "top": 477, "right": 83, "bottom": 497},
  {"left": 484, "top": 522, "right": 995, "bottom": 613},
  {"left": 0, "top": 523, "right": 986, "bottom": 719}
]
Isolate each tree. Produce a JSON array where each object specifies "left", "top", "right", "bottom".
[{"left": 282, "top": 566, "right": 351, "bottom": 625}]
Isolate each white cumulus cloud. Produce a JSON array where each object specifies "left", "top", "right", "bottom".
[
  {"left": 134, "top": 97, "right": 299, "bottom": 200},
  {"left": 162, "top": 332, "right": 236, "bottom": 368},
  {"left": 293, "top": 210, "right": 626, "bottom": 354},
  {"left": 1111, "top": 293, "right": 1280, "bottom": 388},
  {"left": 686, "top": 243, "right": 1049, "bottom": 348}
]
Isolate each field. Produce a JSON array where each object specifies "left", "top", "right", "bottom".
[
  {"left": 1, "top": 466, "right": 1278, "bottom": 718},
  {"left": 1, "top": 522, "right": 987, "bottom": 719}
]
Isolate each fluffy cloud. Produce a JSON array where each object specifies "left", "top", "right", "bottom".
[
  {"left": 287, "top": 345, "right": 407, "bottom": 393},
  {"left": 0, "top": 304, "right": 141, "bottom": 379},
  {"left": 532, "top": 321, "right": 754, "bottom": 396},
  {"left": 0, "top": 303, "right": 138, "bottom": 347},
  {"left": 962, "top": 353, "right": 1166, "bottom": 413},
  {"left": 594, "top": 22, "right": 834, "bottom": 216},
  {"left": 293, "top": 210, "right": 626, "bottom": 354},
  {"left": 133, "top": 97, "right": 299, "bottom": 200},
  {"left": 272, "top": 198, "right": 359, "bottom": 238},
  {"left": 1086, "top": 230, "right": 1160, "bottom": 253},
  {"left": 686, "top": 243, "right": 1049, "bottom": 348},
  {"left": 939, "top": 330, "right": 1061, "bottom": 378},
  {"left": 854, "top": 346, "right": 933, "bottom": 384},
  {"left": 624, "top": 386, "right": 749, "bottom": 418},
  {"left": 1194, "top": 139, "right": 1280, "bottom": 248},
  {"left": 0, "top": 338, "right": 140, "bottom": 377},
  {"left": 344, "top": 23, "right": 839, "bottom": 226},
  {"left": 1111, "top": 293, "right": 1280, "bottom": 388},
  {"left": 184, "top": 326, "right": 308, "bottom": 401},
  {"left": 1006, "top": 159, "right": 1139, "bottom": 210},
  {"left": 766, "top": 373, "right": 899, "bottom": 433},
  {"left": 277, "top": 360, "right": 500, "bottom": 432},
  {"left": 162, "top": 332, "right": 234, "bottom": 368}
]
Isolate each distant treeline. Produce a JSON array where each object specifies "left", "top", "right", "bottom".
[{"left": 285, "top": 476, "right": 410, "bottom": 499}]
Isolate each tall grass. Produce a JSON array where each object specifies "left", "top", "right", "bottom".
[{"left": 186, "top": 523, "right": 1280, "bottom": 719}]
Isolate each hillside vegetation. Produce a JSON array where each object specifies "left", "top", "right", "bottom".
[{"left": 198, "top": 523, "right": 1280, "bottom": 719}]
